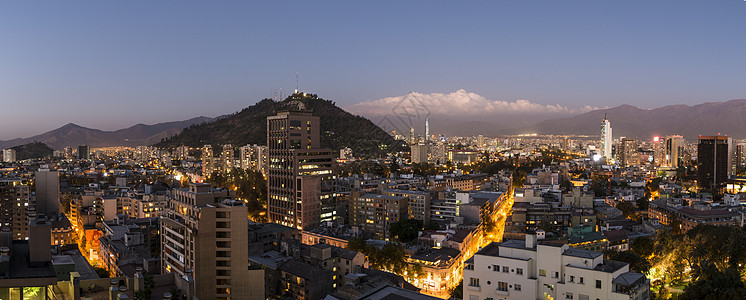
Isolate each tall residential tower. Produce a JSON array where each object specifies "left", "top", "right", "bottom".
[{"left": 601, "top": 114, "right": 613, "bottom": 160}]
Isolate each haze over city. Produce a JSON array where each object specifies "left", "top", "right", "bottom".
[{"left": 2, "top": 1, "right": 746, "bottom": 139}]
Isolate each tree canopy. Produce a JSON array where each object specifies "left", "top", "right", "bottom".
[{"left": 389, "top": 218, "right": 423, "bottom": 243}]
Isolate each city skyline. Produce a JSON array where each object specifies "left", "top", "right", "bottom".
[{"left": 2, "top": 1, "right": 746, "bottom": 139}]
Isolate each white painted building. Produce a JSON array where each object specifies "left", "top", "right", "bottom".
[
  {"left": 463, "top": 234, "right": 649, "bottom": 300},
  {"left": 601, "top": 116, "right": 613, "bottom": 160}
]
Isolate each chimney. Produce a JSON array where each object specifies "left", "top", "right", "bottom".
[
  {"left": 133, "top": 267, "right": 144, "bottom": 291},
  {"left": 109, "top": 279, "right": 119, "bottom": 300},
  {"left": 525, "top": 232, "right": 536, "bottom": 249}
]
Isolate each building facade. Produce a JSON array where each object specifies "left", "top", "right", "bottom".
[
  {"left": 697, "top": 135, "right": 732, "bottom": 191},
  {"left": 267, "top": 111, "right": 335, "bottom": 230},
  {"left": 349, "top": 194, "right": 407, "bottom": 240},
  {"left": 160, "top": 183, "right": 250, "bottom": 300},
  {"left": 463, "top": 235, "right": 650, "bottom": 300}
]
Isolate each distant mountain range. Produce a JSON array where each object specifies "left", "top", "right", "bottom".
[
  {"left": 519, "top": 99, "right": 746, "bottom": 140},
  {"left": 3, "top": 97, "right": 745, "bottom": 151},
  {"left": 0, "top": 117, "right": 214, "bottom": 149}
]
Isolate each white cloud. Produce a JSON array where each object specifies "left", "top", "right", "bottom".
[{"left": 346, "top": 89, "right": 598, "bottom": 116}]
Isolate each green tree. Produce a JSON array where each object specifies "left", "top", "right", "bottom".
[
  {"left": 389, "top": 219, "right": 423, "bottom": 243},
  {"left": 347, "top": 237, "right": 366, "bottom": 253},
  {"left": 631, "top": 236, "right": 655, "bottom": 258},
  {"left": 616, "top": 201, "right": 636, "bottom": 219},
  {"left": 449, "top": 282, "right": 463, "bottom": 299},
  {"left": 680, "top": 264, "right": 746, "bottom": 299}
]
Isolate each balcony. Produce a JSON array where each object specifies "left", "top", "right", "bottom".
[{"left": 466, "top": 285, "right": 480, "bottom": 292}]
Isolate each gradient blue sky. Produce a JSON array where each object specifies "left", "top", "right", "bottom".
[{"left": 2, "top": 1, "right": 745, "bottom": 139}]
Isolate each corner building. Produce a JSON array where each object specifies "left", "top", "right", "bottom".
[{"left": 463, "top": 234, "right": 650, "bottom": 300}]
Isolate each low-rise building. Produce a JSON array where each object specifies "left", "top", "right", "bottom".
[
  {"left": 648, "top": 198, "right": 742, "bottom": 232},
  {"left": 463, "top": 234, "right": 650, "bottom": 300}
]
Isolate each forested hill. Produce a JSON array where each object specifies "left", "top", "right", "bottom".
[{"left": 156, "top": 93, "right": 406, "bottom": 158}]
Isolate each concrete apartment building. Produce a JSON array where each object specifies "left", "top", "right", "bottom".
[
  {"left": 267, "top": 110, "right": 335, "bottom": 230},
  {"left": 463, "top": 234, "right": 650, "bottom": 300},
  {"left": 383, "top": 189, "right": 431, "bottom": 222},
  {"left": 0, "top": 178, "right": 31, "bottom": 240},
  {"left": 239, "top": 144, "right": 267, "bottom": 174},
  {"left": 349, "top": 194, "right": 407, "bottom": 240},
  {"left": 160, "top": 182, "right": 260, "bottom": 300}
]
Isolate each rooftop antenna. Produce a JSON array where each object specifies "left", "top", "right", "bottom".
[{"left": 296, "top": 72, "right": 299, "bottom": 94}]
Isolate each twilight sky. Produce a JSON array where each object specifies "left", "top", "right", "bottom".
[{"left": 1, "top": 1, "right": 746, "bottom": 140}]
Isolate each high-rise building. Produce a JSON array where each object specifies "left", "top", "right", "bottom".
[
  {"left": 160, "top": 183, "right": 253, "bottom": 299},
  {"left": 1, "top": 149, "right": 16, "bottom": 163},
  {"left": 78, "top": 145, "right": 90, "bottom": 160},
  {"left": 665, "top": 135, "right": 685, "bottom": 168},
  {"left": 652, "top": 137, "right": 665, "bottom": 167},
  {"left": 425, "top": 117, "right": 430, "bottom": 142},
  {"left": 697, "top": 135, "right": 733, "bottom": 191},
  {"left": 34, "top": 169, "right": 60, "bottom": 216},
  {"left": 135, "top": 145, "right": 151, "bottom": 164},
  {"left": 734, "top": 143, "right": 746, "bottom": 176},
  {"left": 202, "top": 145, "right": 215, "bottom": 176},
  {"left": 0, "top": 178, "right": 31, "bottom": 240},
  {"left": 410, "top": 127, "right": 416, "bottom": 145},
  {"left": 221, "top": 144, "right": 234, "bottom": 172},
  {"left": 175, "top": 145, "right": 190, "bottom": 160},
  {"left": 600, "top": 115, "right": 613, "bottom": 160},
  {"left": 432, "top": 142, "right": 447, "bottom": 165},
  {"left": 410, "top": 143, "right": 429, "bottom": 164},
  {"left": 619, "top": 138, "right": 638, "bottom": 167},
  {"left": 239, "top": 144, "right": 267, "bottom": 173},
  {"left": 267, "top": 111, "right": 335, "bottom": 230}
]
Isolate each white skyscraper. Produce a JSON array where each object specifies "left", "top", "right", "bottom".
[
  {"left": 425, "top": 117, "right": 430, "bottom": 142},
  {"left": 601, "top": 114, "right": 612, "bottom": 160}
]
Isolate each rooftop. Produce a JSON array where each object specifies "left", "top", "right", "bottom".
[
  {"left": 613, "top": 271, "right": 647, "bottom": 286},
  {"left": 563, "top": 248, "right": 603, "bottom": 259},
  {"left": 594, "top": 260, "right": 629, "bottom": 273},
  {"left": 0, "top": 241, "right": 57, "bottom": 287},
  {"left": 360, "top": 194, "right": 407, "bottom": 201},
  {"left": 278, "top": 259, "right": 331, "bottom": 280},
  {"left": 356, "top": 284, "right": 440, "bottom": 300}
]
